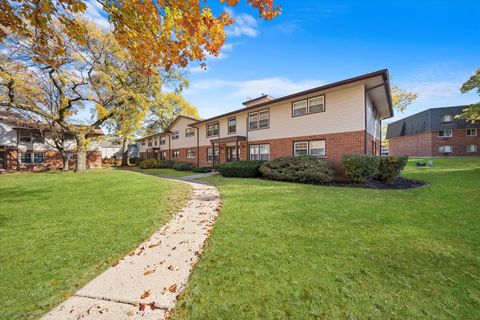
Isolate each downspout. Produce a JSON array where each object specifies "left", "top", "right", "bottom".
[
  {"left": 364, "top": 86, "right": 368, "bottom": 155},
  {"left": 196, "top": 127, "right": 199, "bottom": 167},
  {"left": 246, "top": 115, "right": 249, "bottom": 160},
  {"left": 168, "top": 134, "right": 171, "bottom": 160}
]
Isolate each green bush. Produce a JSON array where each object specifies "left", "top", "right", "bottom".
[
  {"left": 129, "top": 157, "right": 140, "bottom": 166},
  {"left": 192, "top": 167, "right": 212, "bottom": 173},
  {"left": 173, "top": 162, "right": 194, "bottom": 171},
  {"left": 157, "top": 160, "right": 175, "bottom": 168},
  {"left": 139, "top": 159, "right": 157, "bottom": 169},
  {"left": 342, "top": 155, "right": 380, "bottom": 183},
  {"left": 374, "top": 156, "right": 409, "bottom": 182},
  {"left": 215, "top": 161, "right": 264, "bottom": 178},
  {"left": 259, "top": 156, "right": 334, "bottom": 184}
]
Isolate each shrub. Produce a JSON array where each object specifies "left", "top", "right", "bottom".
[
  {"left": 157, "top": 160, "right": 175, "bottom": 168},
  {"left": 342, "top": 155, "right": 380, "bottom": 183},
  {"left": 192, "top": 167, "right": 211, "bottom": 173},
  {"left": 259, "top": 156, "right": 334, "bottom": 184},
  {"left": 374, "top": 156, "right": 409, "bottom": 182},
  {"left": 173, "top": 162, "right": 194, "bottom": 171},
  {"left": 139, "top": 159, "right": 157, "bottom": 169},
  {"left": 215, "top": 161, "right": 264, "bottom": 178},
  {"left": 129, "top": 157, "right": 140, "bottom": 166}
]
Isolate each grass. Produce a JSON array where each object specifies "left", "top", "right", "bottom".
[
  {"left": 135, "top": 168, "right": 197, "bottom": 177},
  {"left": 173, "top": 158, "right": 480, "bottom": 319},
  {"left": 0, "top": 169, "right": 190, "bottom": 320}
]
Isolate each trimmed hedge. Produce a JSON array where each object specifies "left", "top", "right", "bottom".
[
  {"left": 259, "top": 156, "right": 334, "bottom": 184},
  {"left": 375, "top": 156, "right": 409, "bottom": 182},
  {"left": 157, "top": 160, "right": 175, "bottom": 168},
  {"left": 129, "top": 157, "right": 141, "bottom": 166},
  {"left": 215, "top": 161, "right": 264, "bottom": 178},
  {"left": 139, "top": 159, "right": 157, "bottom": 169},
  {"left": 192, "top": 167, "right": 211, "bottom": 173},
  {"left": 173, "top": 162, "right": 194, "bottom": 171},
  {"left": 342, "top": 155, "right": 380, "bottom": 183}
]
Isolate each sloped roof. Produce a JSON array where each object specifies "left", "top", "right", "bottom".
[{"left": 386, "top": 105, "right": 479, "bottom": 139}]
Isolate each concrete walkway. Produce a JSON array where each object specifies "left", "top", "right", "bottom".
[{"left": 41, "top": 173, "right": 221, "bottom": 320}]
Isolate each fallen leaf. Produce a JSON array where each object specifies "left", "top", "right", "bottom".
[
  {"left": 140, "top": 289, "right": 151, "bottom": 299},
  {"left": 111, "top": 261, "right": 119, "bottom": 267},
  {"left": 148, "top": 302, "right": 156, "bottom": 310},
  {"left": 168, "top": 284, "right": 177, "bottom": 293},
  {"left": 143, "top": 269, "right": 155, "bottom": 276},
  {"left": 127, "top": 311, "right": 134, "bottom": 317},
  {"left": 148, "top": 242, "right": 160, "bottom": 248},
  {"left": 139, "top": 304, "right": 145, "bottom": 311}
]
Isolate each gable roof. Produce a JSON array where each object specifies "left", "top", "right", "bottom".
[
  {"left": 164, "top": 115, "right": 201, "bottom": 133},
  {"left": 386, "top": 105, "right": 479, "bottom": 139},
  {"left": 191, "top": 69, "right": 393, "bottom": 126}
]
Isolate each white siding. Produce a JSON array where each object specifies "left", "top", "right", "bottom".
[
  {"left": 169, "top": 117, "right": 197, "bottom": 149},
  {"left": 366, "top": 93, "right": 381, "bottom": 140}
]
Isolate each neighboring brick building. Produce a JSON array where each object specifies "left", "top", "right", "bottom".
[
  {"left": 387, "top": 106, "right": 480, "bottom": 157},
  {"left": 137, "top": 69, "right": 394, "bottom": 174},
  {"left": 0, "top": 112, "right": 103, "bottom": 172}
]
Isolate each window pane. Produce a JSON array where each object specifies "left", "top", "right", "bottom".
[
  {"left": 249, "top": 145, "right": 259, "bottom": 160},
  {"left": 309, "top": 140, "right": 325, "bottom": 156},
  {"left": 34, "top": 153, "right": 44, "bottom": 164},
  {"left": 308, "top": 96, "right": 325, "bottom": 113},
  {"left": 293, "top": 101, "right": 307, "bottom": 116},
  {"left": 20, "top": 153, "right": 32, "bottom": 163},
  {"left": 260, "top": 144, "right": 269, "bottom": 160},
  {"left": 259, "top": 110, "right": 269, "bottom": 128},
  {"left": 294, "top": 142, "right": 308, "bottom": 156}
]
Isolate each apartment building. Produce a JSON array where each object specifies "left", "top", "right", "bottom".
[
  {"left": 387, "top": 106, "right": 480, "bottom": 157},
  {"left": 137, "top": 69, "right": 393, "bottom": 173},
  {"left": 0, "top": 112, "right": 103, "bottom": 172}
]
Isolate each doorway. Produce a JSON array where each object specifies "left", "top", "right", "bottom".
[{"left": 226, "top": 146, "right": 239, "bottom": 162}]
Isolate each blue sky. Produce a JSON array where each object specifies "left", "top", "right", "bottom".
[{"left": 86, "top": 0, "right": 480, "bottom": 123}]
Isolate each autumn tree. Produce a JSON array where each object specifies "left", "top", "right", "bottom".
[
  {"left": 0, "top": 0, "right": 280, "bottom": 72},
  {"left": 457, "top": 68, "right": 480, "bottom": 123},
  {"left": 391, "top": 85, "right": 418, "bottom": 113}
]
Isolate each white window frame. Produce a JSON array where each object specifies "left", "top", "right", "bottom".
[
  {"left": 249, "top": 144, "right": 270, "bottom": 161},
  {"left": 160, "top": 137, "right": 166, "bottom": 145},
  {"left": 308, "top": 95, "right": 325, "bottom": 114},
  {"left": 20, "top": 152, "right": 45, "bottom": 164},
  {"left": 148, "top": 139, "right": 153, "bottom": 147},
  {"left": 187, "top": 149, "right": 196, "bottom": 158},
  {"left": 19, "top": 131, "right": 32, "bottom": 143},
  {"left": 207, "top": 147, "right": 219, "bottom": 162},
  {"left": 171, "top": 131, "right": 180, "bottom": 140},
  {"left": 438, "top": 130, "right": 452, "bottom": 138},
  {"left": 466, "top": 144, "right": 477, "bottom": 152},
  {"left": 441, "top": 114, "right": 453, "bottom": 122},
  {"left": 206, "top": 122, "right": 219, "bottom": 138},
  {"left": 466, "top": 128, "right": 477, "bottom": 136},
  {"left": 160, "top": 151, "right": 166, "bottom": 160},
  {"left": 33, "top": 152, "right": 45, "bottom": 164},
  {"left": 248, "top": 109, "right": 269, "bottom": 130},
  {"left": 185, "top": 128, "right": 195, "bottom": 137},
  {"left": 172, "top": 150, "right": 179, "bottom": 158},
  {"left": 292, "top": 95, "right": 325, "bottom": 117},
  {"left": 438, "top": 145, "right": 453, "bottom": 153},
  {"left": 154, "top": 138, "right": 158, "bottom": 146},
  {"left": 292, "top": 100, "right": 307, "bottom": 117},
  {"left": 228, "top": 117, "right": 236, "bottom": 134},
  {"left": 294, "top": 140, "right": 326, "bottom": 157}
]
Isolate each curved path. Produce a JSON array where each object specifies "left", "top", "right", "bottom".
[{"left": 42, "top": 173, "right": 221, "bottom": 320}]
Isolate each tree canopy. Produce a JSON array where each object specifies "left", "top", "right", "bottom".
[{"left": 458, "top": 68, "right": 480, "bottom": 123}]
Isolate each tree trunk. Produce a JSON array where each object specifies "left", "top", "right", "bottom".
[
  {"left": 75, "top": 134, "right": 88, "bottom": 172},
  {"left": 62, "top": 152, "right": 69, "bottom": 171},
  {"left": 121, "top": 137, "right": 129, "bottom": 167}
]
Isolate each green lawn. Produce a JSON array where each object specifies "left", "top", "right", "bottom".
[
  {"left": 173, "top": 158, "right": 480, "bottom": 319},
  {"left": 0, "top": 170, "right": 190, "bottom": 320},
  {"left": 135, "top": 168, "right": 197, "bottom": 177}
]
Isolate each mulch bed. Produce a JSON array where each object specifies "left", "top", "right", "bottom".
[{"left": 328, "top": 177, "right": 427, "bottom": 190}]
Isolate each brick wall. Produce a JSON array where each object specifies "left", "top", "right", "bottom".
[{"left": 389, "top": 129, "right": 480, "bottom": 157}]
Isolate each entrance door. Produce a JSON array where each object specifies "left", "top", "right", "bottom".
[
  {"left": 226, "top": 146, "right": 238, "bottom": 162},
  {"left": 0, "top": 151, "right": 5, "bottom": 169}
]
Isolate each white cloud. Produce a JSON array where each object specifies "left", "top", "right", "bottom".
[
  {"left": 189, "top": 43, "right": 235, "bottom": 73},
  {"left": 225, "top": 9, "right": 258, "bottom": 37},
  {"left": 83, "top": 0, "right": 110, "bottom": 29},
  {"left": 188, "top": 77, "right": 325, "bottom": 100}
]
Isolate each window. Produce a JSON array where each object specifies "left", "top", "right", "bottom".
[
  {"left": 20, "top": 152, "right": 45, "bottom": 164},
  {"left": 438, "top": 145, "right": 452, "bottom": 153},
  {"left": 32, "top": 133, "right": 43, "bottom": 143},
  {"left": 294, "top": 140, "right": 326, "bottom": 157},
  {"left": 249, "top": 109, "right": 269, "bottom": 130},
  {"left": 228, "top": 117, "right": 236, "bottom": 134},
  {"left": 185, "top": 128, "right": 195, "bottom": 137},
  {"left": 206, "top": 122, "right": 219, "bottom": 137},
  {"left": 292, "top": 95, "right": 325, "bottom": 117},
  {"left": 292, "top": 100, "right": 307, "bottom": 117},
  {"left": 172, "top": 150, "right": 180, "bottom": 158},
  {"left": 207, "top": 147, "right": 219, "bottom": 162},
  {"left": 441, "top": 114, "right": 453, "bottom": 123},
  {"left": 154, "top": 138, "right": 158, "bottom": 146},
  {"left": 187, "top": 149, "right": 196, "bottom": 158},
  {"left": 19, "top": 131, "right": 32, "bottom": 143},
  {"left": 33, "top": 152, "right": 45, "bottom": 164},
  {"left": 160, "top": 151, "right": 166, "bottom": 160},
  {"left": 467, "top": 144, "right": 477, "bottom": 152},
  {"left": 293, "top": 142, "right": 308, "bottom": 156},
  {"left": 148, "top": 139, "right": 153, "bottom": 147},
  {"left": 467, "top": 128, "right": 477, "bottom": 136},
  {"left": 160, "top": 136, "right": 166, "bottom": 145},
  {"left": 172, "top": 131, "right": 179, "bottom": 140},
  {"left": 249, "top": 144, "right": 270, "bottom": 161},
  {"left": 309, "top": 140, "right": 326, "bottom": 156},
  {"left": 438, "top": 130, "right": 452, "bottom": 137},
  {"left": 308, "top": 96, "right": 325, "bottom": 113},
  {"left": 141, "top": 140, "right": 146, "bottom": 146}
]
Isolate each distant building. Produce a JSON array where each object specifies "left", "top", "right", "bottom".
[{"left": 386, "top": 106, "right": 479, "bottom": 157}]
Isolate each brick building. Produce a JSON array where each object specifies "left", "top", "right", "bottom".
[
  {"left": 137, "top": 69, "right": 394, "bottom": 174},
  {"left": 387, "top": 106, "right": 480, "bottom": 157}
]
